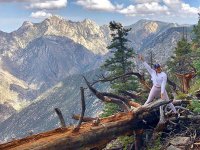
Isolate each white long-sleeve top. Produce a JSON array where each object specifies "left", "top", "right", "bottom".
[{"left": 143, "top": 61, "right": 167, "bottom": 94}]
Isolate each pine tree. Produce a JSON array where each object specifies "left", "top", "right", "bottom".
[
  {"left": 167, "top": 31, "right": 194, "bottom": 93},
  {"left": 193, "top": 13, "right": 200, "bottom": 48},
  {"left": 102, "top": 21, "right": 138, "bottom": 94},
  {"left": 100, "top": 21, "right": 138, "bottom": 117},
  {"left": 192, "top": 13, "right": 200, "bottom": 76},
  {"left": 168, "top": 37, "right": 192, "bottom": 74}
]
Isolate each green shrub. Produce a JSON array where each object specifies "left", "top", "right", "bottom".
[
  {"left": 147, "top": 136, "right": 162, "bottom": 150},
  {"left": 176, "top": 92, "right": 187, "bottom": 99},
  {"left": 100, "top": 103, "right": 119, "bottom": 118},
  {"left": 118, "top": 135, "right": 134, "bottom": 150},
  {"left": 190, "top": 100, "right": 200, "bottom": 113}
]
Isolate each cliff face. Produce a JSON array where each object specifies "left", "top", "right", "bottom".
[
  {"left": 0, "top": 68, "right": 32, "bottom": 117},
  {"left": 126, "top": 19, "right": 180, "bottom": 50},
  {"left": 3, "top": 36, "right": 104, "bottom": 92},
  {"left": 0, "top": 102, "right": 16, "bottom": 123},
  {"left": 141, "top": 26, "right": 193, "bottom": 64}
]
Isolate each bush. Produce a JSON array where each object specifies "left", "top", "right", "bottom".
[
  {"left": 189, "top": 100, "right": 200, "bottom": 113},
  {"left": 176, "top": 92, "right": 187, "bottom": 99}
]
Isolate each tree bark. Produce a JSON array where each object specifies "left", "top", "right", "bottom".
[
  {"left": 0, "top": 100, "right": 171, "bottom": 150},
  {"left": 175, "top": 72, "right": 196, "bottom": 93},
  {"left": 74, "top": 87, "right": 86, "bottom": 131}
]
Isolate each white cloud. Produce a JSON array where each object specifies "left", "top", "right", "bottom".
[
  {"left": 119, "top": 2, "right": 169, "bottom": 16},
  {"left": 75, "top": 0, "right": 199, "bottom": 19},
  {"left": 75, "top": 0, "right": 118, "bottom": 11},
  {"left": 28, "top": 0, "right": 67, "bottom": 9},
  {"left": 163, "top": 0, "right": 181, "bottom": 9},
  {"left": 181, "top": 3, "right": 200, "bottom": 15},
  {"left": 0, "top": 0, "right": 54, "bottom": 2},
  {"left": 163, "top": 0, "right": 200, "bottom": 16},
  {"left": 134, "top": 0, "right": 160, "bottom": 3},
  {"left": 30, "top": 11, "right": 52, "bottom": 18}
]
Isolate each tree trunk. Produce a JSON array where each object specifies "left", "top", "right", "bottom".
[
  {"left": 176, "top": 72, "right": 195, "bottom": 93},
  {"left": 0, "top": 100, "right": 170, "bottom": 150}
]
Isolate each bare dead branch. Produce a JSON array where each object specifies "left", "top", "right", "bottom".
[
  {"left": 83, "top": 76, "right": 130, "bottom": 112},
  {"left": 170, "top": 115, "right": 200, "bottom": 121},
  {"left": 101, "top": 92, "right": 131, "bottom": 104},
  {"left": 119, "top": 90, "right": 142, "bottom": 100},
  {"left": 92, "top": 72, "right": 151, "bottom": 90},
  {"left": 54, "top": 108, "right": 66, "bottom": 128},
  {"left": 74, "top": 87, "right": 86, "bottom": 131}
]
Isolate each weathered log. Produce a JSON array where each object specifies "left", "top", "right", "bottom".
[
  {"left": 54, "top": 108, "right": 66, "bottom": 128},
  {"left": 0, "top": 100, "right": 170, "bottom": 150},
  {"left": 72, "top": 114, "right": 97, "bottom": 122},
  {"left": 129, "top": 101, "right": 141, "bottom": 108}
]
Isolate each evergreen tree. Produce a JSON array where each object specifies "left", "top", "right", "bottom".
[
  {"left": 101, "top": 21, "right": 138, "bottom": 117},
  {"left": 192, "top": 14, "right": 200, "bottom": 76},
  {"left": 102, "top": 21, "right": 138, "bottom": 94},
  {"left": 192, "top": 13, "right": 200, "bottom": 48},
  {"left": 168, "top": 37, "right": 192, "bottom": 74}
]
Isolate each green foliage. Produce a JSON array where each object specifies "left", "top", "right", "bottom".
[
  {"left": 175, "top": 91, "right": 188, "bottom": 99},
  {"left": 101, "top": 21, "right": 138, "bottom": 94},
  {"left": 192, "top": 14, "right": 200, "bottom": 77},
  {"left": 194, "top": 59, "right": 200, "bottom": 76},
  {"left": 189, "top": 100, "right": 200, "bottom": 113},
  {"left": 189, "top": 79, "right": 200, "bottom": 94},
  {"left": 101, "top": 21, "right": 138, "bottom": 117},
  {"left": 168, "top": 37, "right": 192, "bottom": 74},
  {"left": 147, "top": 136, "right": 162, "bottom": 150},
  {"left": 192, "top": 15, "right": 200, "bottom": 47},
  {"left": 100, "top": 103, "right": 119, "bottom": 118},
  {"left": 118, "top": 135, "right": 134, "bottom": 150}
]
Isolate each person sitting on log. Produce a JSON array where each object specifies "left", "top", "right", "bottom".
[{"left": 138, "top": 54, "right": 177, "bottom": 114}]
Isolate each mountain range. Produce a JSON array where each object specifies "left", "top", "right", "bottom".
[
  {"left": 0, "top": 15, "right": 193, "bottom": 142},
  {"left": 0, "top": 69, "right": 108, "bottom": 142}
]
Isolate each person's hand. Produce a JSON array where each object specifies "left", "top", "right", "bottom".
[
  {"left": 138, "top": 54, "right": 144, "bottom": 62},
  {"left": 161, "top": 93, "right": 164, "bottom": 99}
]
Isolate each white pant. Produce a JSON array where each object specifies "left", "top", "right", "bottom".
[{"left": 144, "top": 86, "right": 177, "bottom": 113}]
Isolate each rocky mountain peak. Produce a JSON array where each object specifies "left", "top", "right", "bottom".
[
  {"left": 22, "top": 21, "right": 33, "bottom": 27},
  {"left": 82, "top": 18, "right": 98, "bottom": 26},
  {"left": 41, "top": 16, "right": 109, "bottom": 54},
  {"left": 43, "top": 15, "right": 66, "bottom": 26},
  {"left": 0, "top": 15, "right": 109, "bottom": 55},
  {"left": 144, "top": 22, "right": 159, "bottom": 33}
]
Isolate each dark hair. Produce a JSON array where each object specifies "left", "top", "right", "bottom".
[{"left": 154, "top": 64, "right": 160, "bottom": 69}]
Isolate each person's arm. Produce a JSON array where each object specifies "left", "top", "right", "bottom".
[
  {"left": 143, "top": 61, "right": 154, "bottom": 75},
  {"left": 138, "top": 54, "right": 154, "bottom": 75},
  {"left": 161, "top": 73, "right": 167, "bottom": 99}
]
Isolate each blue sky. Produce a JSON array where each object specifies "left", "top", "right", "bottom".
[{"left": 0, "top": 0, "right": 199, "bottom": 32}]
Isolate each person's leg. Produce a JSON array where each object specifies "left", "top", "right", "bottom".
[
  {"left": 144, "top": 86, "right": 160, "bottom": 105},
  {"left": 163, "top": 90, "right": 177, "bottom": 113}
]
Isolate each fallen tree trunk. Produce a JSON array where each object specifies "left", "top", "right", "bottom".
[{"left": 0, "top": 100, "right": 170, "bottom": 150}]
